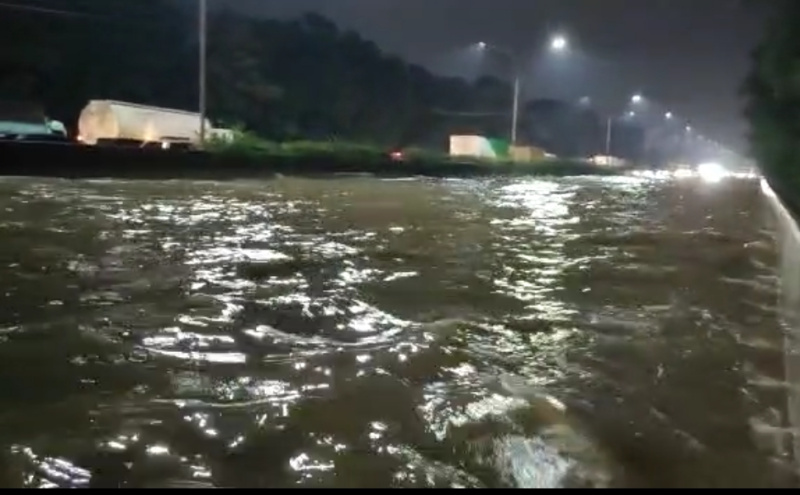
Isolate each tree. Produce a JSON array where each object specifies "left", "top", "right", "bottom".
[
  {"left": 743, "top": 0, "right": 800, "bottom": 190},
  {"left": 0, "top": 0, "right": 192, "bottom": 128},
  {"left": 519, "top": 99, "right": 641, "bottom": 159},
  {"left": 0, "top": 2, "right": 598, "bottom": 152}
]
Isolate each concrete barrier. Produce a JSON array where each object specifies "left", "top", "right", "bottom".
[{"left": 761, "top": 178, "right": 800, "bottom": 475}]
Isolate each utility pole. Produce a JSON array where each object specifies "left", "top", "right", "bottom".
[
  {"left": 605, "top": 117, "right": 612, "bottom": 156},
  {"left": 477, "top": 37, "right": 567, "bottom": 147},
  {"left": 199, "top": 0, "right": 207, "bottom": 148},
  {"left": 511, "top": 75, "right": 520, "bottom": 146}
]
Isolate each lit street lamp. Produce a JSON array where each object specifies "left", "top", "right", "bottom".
[
  {"left": 550, "top": 35, "right": 568, "bottom": 52},
  {"left": 529, "top": 36, "right": 702, "bottom": 163},
  {"left": 631, "top": 95, "right": 685, "bottom": 127},
  {"left": 476, "top": 34, "right": 568, "bottom": 145},
  {"left": 600, "top": 94, "right": 646, "bottom": 156}
]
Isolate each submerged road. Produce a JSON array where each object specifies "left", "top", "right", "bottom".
[{"left": 0, "top": 173, "right": 795, "bottom": 488}]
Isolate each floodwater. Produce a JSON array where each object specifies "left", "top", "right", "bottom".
[{"left": 0, "top": 174, "right": 795, "bottom": 488}]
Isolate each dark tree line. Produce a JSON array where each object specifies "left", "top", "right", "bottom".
[
  {"left": 0, "top": 0, "right": 646, "bottom": 159},
  {"left": 743, "top": 0, "right": 800, "bottom": 191}
]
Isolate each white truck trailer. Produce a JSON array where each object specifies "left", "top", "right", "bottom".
[{"left": 77, "top": 100, "right": 227, "bottom": 148}]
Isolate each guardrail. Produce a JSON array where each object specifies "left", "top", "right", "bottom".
[{"left": 760, "top": 177, "right": 800, "bottom": 475}]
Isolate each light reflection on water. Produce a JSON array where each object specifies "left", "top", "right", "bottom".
[{"left": 0, "top": 175, "right": 794, "bottom": 488}]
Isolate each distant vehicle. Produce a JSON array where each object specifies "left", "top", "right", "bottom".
[
  {"left": 0, "top": 100, "right": 70, "bottom": 142},
  {"left": 449, "top": 135, "right": 509, "bottom": 160},
  {"left": 589, "top": 155, "right": 627, "bottom": 167},
  {"left": 77, "top": 100, "right": 230, "bottom": 150},
  {"left": 46, "top": 119, "right": 67, "bottom": 137},
  {"left": 0, "top": 121, "right": 51, "bottom": 137},
  {"left": 510, "top": 145, "right": 548, "bottom": 162}
]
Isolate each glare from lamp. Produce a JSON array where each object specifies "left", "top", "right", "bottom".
[
  {"left": 550, "top": 35, "right": 568, "bottom": 52},
  {"left": 697, "top": 162, "right": 727, "bottom": 183}
]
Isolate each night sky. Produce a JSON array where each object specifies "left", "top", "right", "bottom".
[{"left": 223, "top": 0, "right": 770, "bottom": 153}]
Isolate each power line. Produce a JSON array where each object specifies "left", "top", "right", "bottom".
[
  {"left": 0, "top": 1, "right": 189, "bottom": 26},
  {"left": 0, "top": 1, "right": 194, "bottom": 34},
  {"left": 0, "top": 1, "right": 95, "bottom": 18}
]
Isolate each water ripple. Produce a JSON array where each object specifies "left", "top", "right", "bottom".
[{"left": 0, "top": 175, "right": 793, "bottom": 488}]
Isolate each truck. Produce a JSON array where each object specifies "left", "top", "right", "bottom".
[
  {"left": 77, "top": 100, "right": 229, "bottom": 149},
  {"left": 449, "top": 135, "right": 510, "bottom": 160}
]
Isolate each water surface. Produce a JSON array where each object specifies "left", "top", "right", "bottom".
[{"left": 0, "top": 174, "right": 793, "bottom": 488}]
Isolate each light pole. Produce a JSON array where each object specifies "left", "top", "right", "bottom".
[
  {"left": 536, "top": 37, "right": 701, "bottom": 163},
  {"left": 477, "top": 42, "right": 520, "bottom": 145},
  {"left": 603, "top": 95, "right": 643, "bottom": 156},
  {"left": 605, "top": 94, "right": 679, "bottom": 156},
  {"left": 477, "top": 34, "right": 567, "bottom": 146},
  {"left": 199, "top": 0, "right": 207, "bottom": 147},
  {"left": 604, "top": 114, "right": 632, "bottom": 157},
  {"left": 627, "top": 96, "right": 693, "bottom": 166}
]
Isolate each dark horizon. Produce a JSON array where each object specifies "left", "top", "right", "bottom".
[{"left": 220, "top": 0, "right": 771, "bottom": 154}]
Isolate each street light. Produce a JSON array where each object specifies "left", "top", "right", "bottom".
[
  {"left": 532, "top": 35, "right": 699, "bottom": 162},
  {"left": 626, "top": 96, "right": 688, "bottom": 137},
  {"left": 603, "top": 94, "right": 646, "bottom": 157},
  {"left": 476, "top": 41, "right": 521, "bottom": 144},
  {"left": 476, "top": 34, "right": 568, "bottom": 145},
  {"left": 550, "top": 35, "right": 568, "bottom": 52}
]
